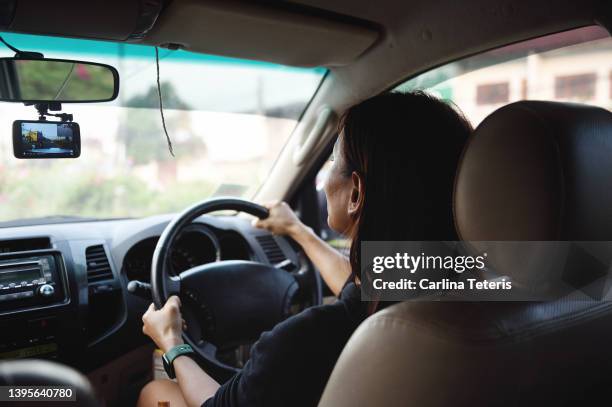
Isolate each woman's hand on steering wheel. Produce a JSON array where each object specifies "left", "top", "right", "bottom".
[
  {"left": 142, "top": 295, "right": 186, "bottom": 353},
  {"left": 252, "top": 201, "right": 306, "bottom": 238},
  {"left": 149, "top": 197, "right": 321, "bottom": 381}
]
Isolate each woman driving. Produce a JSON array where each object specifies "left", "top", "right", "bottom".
[{"left": 138, "top": 91, "right": 472, "bottom": 407}]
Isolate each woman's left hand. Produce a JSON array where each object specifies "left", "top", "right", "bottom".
[{"left": 142, "top": 295, "right": 185, "bottom": 353}]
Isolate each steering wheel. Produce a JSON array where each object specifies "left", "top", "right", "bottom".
[{"left": 151, "top": 198, "right": 322, "bottom": 382}]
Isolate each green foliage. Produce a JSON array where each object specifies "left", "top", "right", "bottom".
[
  {"left": 121, "top": 108, "right": 167, "bottom": 164},
  {"left": 0, "top": 167, "right": 217, "bottom": 221},
  {"left": 0, "top": 82, "right": 219, "bottom": 223},
  {"left": 16, "top": 60, "right": 114, "bottom": 101},
  {"left": 121, "top": 82, "right": 206, "bottom": 164},
  {"left": 59, "top": 174, "right": 154, "bottom": 218},
  {"left": 127, "top": 82, "right": 190, "bottom": 110}
]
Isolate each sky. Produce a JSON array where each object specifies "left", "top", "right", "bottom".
[{"left": 21, "top": 122, "right": 58, "bottom": 140}]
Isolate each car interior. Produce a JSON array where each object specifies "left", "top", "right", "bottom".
[{"left": 0, "top": 0, "right": 611, "bottom": 406}]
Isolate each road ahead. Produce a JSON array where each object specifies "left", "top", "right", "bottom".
[{"left": 29, "top": 148, "right": 72, "bottom": 154}]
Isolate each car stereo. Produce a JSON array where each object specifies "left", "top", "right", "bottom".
[{"left": 0, "top": 251, "right": 68, "bottom": 313}]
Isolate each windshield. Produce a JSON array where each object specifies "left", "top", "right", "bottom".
[{"left": 0, "top": 33, "right": 326, "bottom": 225}]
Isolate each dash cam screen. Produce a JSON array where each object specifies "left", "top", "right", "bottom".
[{"left": 13, "top": 121, "right": 80, "bottom": 159}]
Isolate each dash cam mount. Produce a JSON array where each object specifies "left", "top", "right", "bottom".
[{"left": 31, "top": 102, "right": 73, "bottom": 122}]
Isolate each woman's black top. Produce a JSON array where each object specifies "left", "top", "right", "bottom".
[{"left": 202, "top": 282, "right": 367, "bottom": 407}]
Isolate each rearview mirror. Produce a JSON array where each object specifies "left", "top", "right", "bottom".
[{"left": 0, "top": 57, "right": 119, "bottom": 103}]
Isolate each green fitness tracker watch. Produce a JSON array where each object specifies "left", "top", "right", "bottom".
[{"left": 162, "top": 344, "right": 194, "bottom": 379}]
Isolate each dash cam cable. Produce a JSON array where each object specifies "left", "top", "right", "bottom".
[
  {"left": 0, "top": 36, "right": 43, "bottom": 59},
  {"left": 155, "top": 46, "right": 175, "bottom": 157}
]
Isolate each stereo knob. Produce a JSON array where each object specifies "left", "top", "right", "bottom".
[{"left": 38, "top": 284, "right": 55, "bottom": 297}]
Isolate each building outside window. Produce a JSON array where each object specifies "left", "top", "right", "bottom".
[
  {"left": 555, "top": 73, "right": 597, "bottom": 100},
  {"left": 476, "top": 82, "right": 510, "bottom": 105}
]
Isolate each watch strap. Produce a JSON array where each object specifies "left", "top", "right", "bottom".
[
  {"left": 165, "top": 344, "right": 194, "bottom": 363},
  {"left": 163, "top": 344, "right": 194, "bottom": 379}
]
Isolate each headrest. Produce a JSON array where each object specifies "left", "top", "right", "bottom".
[
  {"left": 455, "top": 101, "right": 612, "bottom": 241},
  {"left": 0, "top": 359, "right": 99, "bottom": 406}
]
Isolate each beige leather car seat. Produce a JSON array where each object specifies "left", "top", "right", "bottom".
[{"left": 318, "top": 101, "right": 612, "bottom": 407}]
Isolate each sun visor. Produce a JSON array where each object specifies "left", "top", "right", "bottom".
[
  {"left": 0, "top": 0, "right": 162, "bottom": 41},
  {"left": 143, "top": 0, "right": 380, "bottom": 67}
]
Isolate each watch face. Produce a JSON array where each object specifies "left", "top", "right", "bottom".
[{"left": 162, "top": 354, "right": 174, "bottom": 378}]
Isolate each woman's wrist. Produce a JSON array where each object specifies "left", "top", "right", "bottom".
[
  {"left": 288, "top": 221, "right": 312, "bottom": 242},
  {"left": 160, "top": 335, "right": 184, "bottom": 353}
]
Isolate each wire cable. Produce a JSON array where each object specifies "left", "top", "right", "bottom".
[
  {"left": 53, "top": 63, "right": 76, "bottom": 100},
  {"left": 155, "top": 46, "right": 174, "bottom": 157},
  {"left": 0, "top": 36, "right": 21, "bottom": 54}
]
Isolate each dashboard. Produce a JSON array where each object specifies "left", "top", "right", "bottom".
[
  {"left": 0, "top": 213, "right": 302, "bottom": 372},
  {"left": 123, "top": 224, "right": 252, "bottom": 282}
]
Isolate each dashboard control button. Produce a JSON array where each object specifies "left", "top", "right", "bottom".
[{"left": 38, "top": 284, "right": 55, "bottom": 297}]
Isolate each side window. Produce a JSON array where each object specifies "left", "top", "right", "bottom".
[
  {"left": 313, "top": 25, "right": 612, "bottom": 254},
  {"left": 396, "top": 25, "right": 612, "bottom": 126}
]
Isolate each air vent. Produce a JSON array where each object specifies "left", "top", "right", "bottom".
[
  {"left": 255, "top": 235, "right": 286, "bottom": 264},
  {"left": 86, "top": 245, "right": 113, "bottom": 283}
]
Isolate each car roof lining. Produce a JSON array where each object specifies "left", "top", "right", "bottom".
[{"left": 143, "top": 0, "right": 382, "bottom": 67}]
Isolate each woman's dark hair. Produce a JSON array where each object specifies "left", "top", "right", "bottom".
[{"left": 338, "top": 91, "right": 472, "bottom": 286}]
